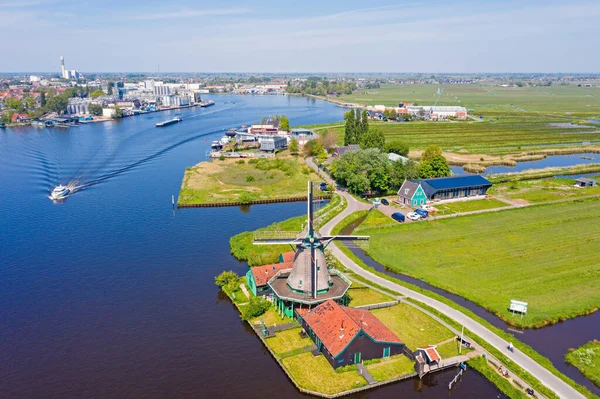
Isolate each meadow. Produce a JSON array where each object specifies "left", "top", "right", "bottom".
[
  {"left": 565, "top": 341, "right": 600, "bottom": 388},
  {"left": 337, "top": 83, "right": 600, "bottom": 114},
  {"left": 178, "top": 154, "right": 320, "bottom": 205},
  {"left": 361, "top": 198, "right": 600, "bottom": 327}
]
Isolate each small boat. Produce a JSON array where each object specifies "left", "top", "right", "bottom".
[
  {"left": 200, "top": 100, "right": 215, "bottom": 108},
  {"left": 225, "top": 128, "right": 238, "bottom": 137},
  {"left": 156, "top": 117, "right": 182, "bottom": 127},
  {"left": 211, "top": 141, "right": 223, "bottom": 151},
  {"left": 49, "top": 185, "right": 71, "bottom": 200},
  {"left": 0, "top": 122, "right": 7, "bottom": 128}
]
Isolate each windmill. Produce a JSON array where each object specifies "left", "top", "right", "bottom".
[{"left": 254, "top": 182, "right": 369, "bottom": 302}]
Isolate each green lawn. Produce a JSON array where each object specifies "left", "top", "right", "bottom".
[
  {"left": 365, "top": 355, "right": 415, "bottom": 382},
  {"left": 370, "top": 304, "right": 454, "bottom": 350},
  {"left": 434, "top": 198, "right": 510, "bottom": 214},
  {"left": 282, "top": 352, "right": 367, "bottom": 394},
  {"left": 264, "top": 328, "right": 313, "bottom": 357},
  {"left": 490, "top": 177, "right": 600, "bottom": 204},
  {"left": 348, "top": 287, "right": 394, "bottom": 307},
  {"left": 435, "top": 340, "right": 473, "bottom": 359},
  {"left": 251, "top": 307, "right": 295, "bottom": 327},
  {"left": 179, "top": 155, "right": 321, "bottom": 205},
  {"left": 355, "top": 209, "right": 396, "bottom": 231},
  {"left": 230, "top": 215, "right": 305, "bottom": 266},
  {"left": 565, "top": 341, "right": 600, "bottom": 388},
  {"left": 362, "top": 198, "right": 600, "bottom": 327}
]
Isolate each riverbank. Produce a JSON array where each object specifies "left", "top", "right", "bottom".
[
  {"left": 178, "top": 154, "right": 323, "bottom": 206},
  {"left": 565, "top": 341, "right": 600, "bottom": 388}
]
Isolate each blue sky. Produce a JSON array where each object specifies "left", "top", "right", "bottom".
[{"left": 1, "top": 0, "right": 599, "bottom": 73}]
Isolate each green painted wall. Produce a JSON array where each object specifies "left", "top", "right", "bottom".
[
  {"left": 411, "top": 185, "right": 428, "bottom": 206},
  {"left": 245, "top": 269, "right": 258, "bottom": 296}
]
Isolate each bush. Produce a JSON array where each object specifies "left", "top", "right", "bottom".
[
  {"left": 385, "top": 140, "right": 410, "bottom": 157},
  {"left": 215, "top": 271, "right": 240, "bottom": 289},
  {"left": 248, "top": 159, "right": 258, "bottom": 164},
  {"left": 335, "top": 364, "right": 357, "bottom": 373},
  {"left": 239, "top": 192, "right": 256, "bottom": 204},
  {"left": 241, "top": 296, "right": 271, "bottom": 320},
  {"left": 246, "top": 175, "right": 255, "bottom": 182},
  {"left": 236, "top": 159, "right": 245, "bottom": 164},
  {"left": 219, "top": 155, "right": 225, "bottom": 161}
]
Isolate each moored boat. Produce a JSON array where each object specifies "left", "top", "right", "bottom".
[{"left": 156, "top": 117, "right": 182, "bottom": 127}]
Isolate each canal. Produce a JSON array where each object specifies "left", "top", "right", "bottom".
[{"left": 0, "top": 95, "right": 507, "bottom": 398}]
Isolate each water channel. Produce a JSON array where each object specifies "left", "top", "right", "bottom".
[{"left": 0, "top": 95, "right": 507, "bottom": 398}]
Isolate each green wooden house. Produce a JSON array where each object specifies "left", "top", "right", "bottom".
[{"left": 397, "top": 179, "right": 428, "bottom": 206}]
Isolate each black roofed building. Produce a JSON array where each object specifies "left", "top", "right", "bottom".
[{"left": 419, "top": 175, "right": 492, "bottom": 201}]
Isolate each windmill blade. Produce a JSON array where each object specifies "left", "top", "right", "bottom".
[
  {"left": 253, "top": 238, "right": 302, "bottom": 245},
  {"left": 320, "top": 235, "right": 370, "bottom": 241}
]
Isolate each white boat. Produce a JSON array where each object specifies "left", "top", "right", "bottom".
[{"left": 50, "top": 185, "right": 71, "bottom": 200}]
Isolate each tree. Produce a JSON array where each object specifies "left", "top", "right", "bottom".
[
  {"left": 419, "top": 155, "right": 450, "bottom": 178},
  {"left": 4, "top": 97, "right": 23, "bottom": 111},
  {"left": 360, "top": 127, "right": 385, "bottom": 151},
  {"left": 303, "top": 139, "right": 324, "bottom": 157},
  {"left": 385, "top": 140, "right": 409, "bottom": 156},
  {"left": 88, "top": 103, "right": 103, "bottom": 116},
  {"left": 389, "top": 159, "right": 420, "bottom": 189},
  {"left": 343, "top": 110, "right": 355, "bottom": 145},
  {"left": 331, "top": 148, "right": 390, "bottom": 194},
  {"left": 421, "top": 146, "right": 443, "bottom": 163},
  {"left": 320, "top": 129, "right": 338, "bottom": 150},
  {"left": 23, "top": 96, "right": 36, "bottom": 109},
  {"left": 90, "top": 89, "right": 105, "bottom": 98},
  {"left": 45, "top": 95, "right": 68, "bottom": 114},
  {"left": 289, "top": 138, "right": 299, "bottom": 154},
  {"left": 242, "top": 296, "right": 271, "bottom": 320},
  {"left": 40, "top": 91, "right": 46, "bottom": 107},
  {"left": 113, "top": 105, "right": 123, "bottom": 119},
  {"left": 388, "top": 109, "right": 397, "bottom": 120},
  {"left": 107, "top": 82, "right": 114, "bottom": 95},
  {"left": 215, "top": 270, "right": 239, "bottom": 288},
  {"left": 279, "top": 115, "right": 290, "bottom": 131}
]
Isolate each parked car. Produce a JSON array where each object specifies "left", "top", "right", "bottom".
[
  {"left": 391, "top": 212, "right": 405, "bottom": 223},
  {"left": 407, "top": 212, "right": 420, "bottom": 221},
  {"left": 421, "top": 204, "right": 434, "bottom": 211},
  {"left": 319, "top": 182, "right": 328, "bottom": 191},
  {"left": 415, "top": 208, "right": 429, "bottom": 218},
  {"left": 381, "top": 198, "right": 389, "bottom": 206}
]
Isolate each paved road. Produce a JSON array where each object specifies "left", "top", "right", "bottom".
[{"left": 321, "top": 190, "right": 584, "bottom": 399}]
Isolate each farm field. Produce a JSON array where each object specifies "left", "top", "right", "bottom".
[
  {"left": 336, "top": 83, "right": 600, "bottom": 114},
  {"left": 361, "top": 198, "right": 600, "bottom": 327},
  {"left": 178, "top": 154, "right": 320, "bottom": 205},
  {"left": 489, "top": 177, "right": 600, "bottom": 204},
  {"left": 434, "top": 198, "right": 510, "bottom": 215}
]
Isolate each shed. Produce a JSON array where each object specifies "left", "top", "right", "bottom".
[
  {"left": 259, "top": 135, "right": 287, "bottom": 152},
  {"left": 574, "top": 178, "right": 596, "bottom": 188}
]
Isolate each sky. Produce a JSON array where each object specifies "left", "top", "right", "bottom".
[{"left": 0, "top": 0, "right": 599, "bottom": 73}]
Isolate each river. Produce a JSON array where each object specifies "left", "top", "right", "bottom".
[{"left": 0, "top": 95, "right": 506, "bottom": 398}]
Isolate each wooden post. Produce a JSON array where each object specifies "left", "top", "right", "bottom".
[{"left": 459, "top": 325, "right": 464, "bottom": 354}]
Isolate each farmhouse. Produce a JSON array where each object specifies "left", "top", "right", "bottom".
[
  {"left": 297, "top": 300, "right": 405, "bottom": 368},
  {"left": 397, "top": 180, "right": 428, "bottom": 206},
  {"left": 245, "top": 252, "right": 295, "bottom": 296},
  {"left": 419, "top": 175, "right": 492, "bottom": 201}
]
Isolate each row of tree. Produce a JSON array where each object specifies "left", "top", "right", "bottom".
[
  {"left": 343, "top": 109, "right": 369, "bottom": 146},
  {"left": 286, "top": 77, "right": 357, "bottom": 96}
]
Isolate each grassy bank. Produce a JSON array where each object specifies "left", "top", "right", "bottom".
[
  {"left": 565, "top": 341, "right": 600, "bottom": 388},
  {"left": 361, "top": 198, "right": 600, "bottom": 328},
  {"left": 490, "top": 176, "right": 600, "bottom": 203},
  {"left": 178, "top": 154, "right": 321, "bottom": 205},
  {"left": 468, "top": 356, "right": 529, "bottom": 399},
  {"left": 488, "top": 163, "right": 600, "bottom": 184}
]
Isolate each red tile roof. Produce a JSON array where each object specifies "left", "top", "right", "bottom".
[
  {"left": 280, "top": 251, "right": 295, "bottom": 263},
  {"left": 251, "top": 262, "right": 292, "bottom": 287},
  {"left": 419, "top": 345, "right": 441, "bottom": 363},
  {"left": 302, "top": 300, "right": 402, "bottom": 357}
]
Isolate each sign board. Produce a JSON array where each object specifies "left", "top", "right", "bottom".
[{"left": 509, "top": 300, "right": 528, "bottom": 314}]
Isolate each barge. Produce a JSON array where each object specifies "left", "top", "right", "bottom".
[{"left": 156, "top": 117, "right": 182, "bottom": 127}]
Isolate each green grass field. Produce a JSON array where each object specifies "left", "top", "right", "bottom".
[
  {"left": 490, "top": 177, "right": 600, "bottom": 204},
  {"left": 365, "top": 355, "right": 415, "bottom": 382},
  {"left": 264, "top": 328, "right": 313, "bottom": 358},
  {"left": 434, "top": 198, "right": 510, "bottom": 215},
  {"left": 347, "top": 287, "right": 394, "bottom": 307},
  {"left": 370, "top": 304, "right": 455, "bottom": 350},
  {"left": 337, "top": 83, "right": 600, "bottom": 114},
  {"left": 361, "top": 198, "right": 600, "bottom": 327},
  {"left": 179, "top": 155, "right": 320, "bottom": 205},
  {"left": 565, "top": 341, "right": 600, "bottom": 388},
  {"left": 282, "top": 352, "right": 367, "bottom": 394}
]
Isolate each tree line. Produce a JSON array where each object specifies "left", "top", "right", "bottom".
[{"left": 286, "top": 77, "right": 357, "bottom": 96}]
